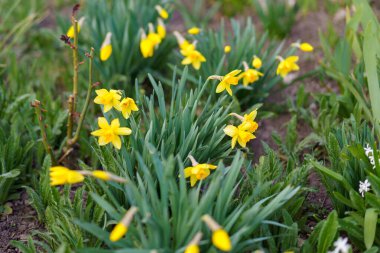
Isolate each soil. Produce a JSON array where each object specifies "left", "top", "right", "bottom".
[{"left": 0, "top": 191, "right": 43, "bottom": 253}]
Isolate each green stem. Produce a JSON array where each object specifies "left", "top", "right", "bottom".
[
  {"left": 68, "top": 47, "right": 94, "bottom": 146},
  {"left": 33, "top": 100, "right": 57, "bottom": 165}
]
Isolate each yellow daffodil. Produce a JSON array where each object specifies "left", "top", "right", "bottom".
[
  {"left": 155, "top": 5, "right": 169, "bottom": 19},
  {"left": 185, "top": 232, "right": 202, "bottom": 253},
  {"left": 184, "top": 155, "right": 217, "bottom": 187},
  {"left": 174, "top": 31, "right": 195, "bottom": 51},
  {"left": 140, "top": 36, "right": 155, "bottom": 58},
  {"left": 202, "top": 215, "right": 232, "bottom": 252},
  {"left": 223, "top": 124, "right": 255, "bottom": 149},
  {"left": 157, "top": 18, "right": 166, "bottom": 39},
  {"left": 49, "top": 166, "right": 84, "bottom": 186},
  {"left": 118, "top": 97, "right": 139, "bottom": 119},
  {"left": 148, "top": 23, "right": 162, "bottom": 46},
  {"left": 94, "top": 89, "right": 121, "bottom": 112},
  {"left": 210, "top": 70, "right": 241, "bottom": 96},
  {"left": 91, "top": 117, "right": 132, "bottom": 149},
  {"left": 67, "top": 17, "right": 85, "bottom": 38},
  {"left": 188, "top": 27, "right": 201, "bottom": 35},
  {"left": 230, "top": 110, "right": 259, "bottom": 133},
  {"left": 252, "top": 55, "right": 262, "bottom": 69},
  {"left": 109, "top": 206, "right": 138, "bottom": 242},
  {"left": 276, "top": 56, "right": 300, "bottom": 78},
  {"left": 91, "top": 170, "right": 127, "bottom": 183},
  {"left": 292, "top": 42, "right": 314, "bottom": 52},
  {"left": 100, "top": 32, "right": 112, "bottom": 61},
  {"left": 180, "top": 48, "right": 206, "bottom": 70},
  {"left": 224, "top": 45, "right": 231, "bottom": 54},
  {"left": 239, "top": 61, "right": 263, "bottom": 86}
]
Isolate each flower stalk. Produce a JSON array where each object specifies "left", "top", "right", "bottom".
[{"left": 32, "top": 100, "right": 57, "bottom": 165}]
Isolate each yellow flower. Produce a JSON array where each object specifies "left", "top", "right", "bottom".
[
  {"left": 49, "top": 166, "right": 84, "bottom": 186},
  {"left": 66, "top": 17, "right": 85, "bottom": 38},
  {"left": 212, "top": 70, "right": 241, "bottom": 96},
  {"left": 184, "top": 155, "right": 217, "bottom": 187},
  {"left": 223, "top": 124, "right": 255, "bottom": 148},
  {"left": 110, "top": 223, "right": 128, "bottom": 242},
  {"left": 100, "top": 32, "right": 112, "bottom": 61},
  {"left": 276, "top": 56, "right": 300, "bottom": 78},
  {"left": 92, "top": 170, "right": 111, "bottom": 181},
  {"left": 292, "top": 42, "right": 314, "bottom": 52},
  {"left": 109, "top": 206, "right": 138, "bottom": 242},
  {"left": 94, "top": 89, "right": 121, "bottom": 112},
  {"left": 212, "top": 229, "right": 232, "bottom": 252},
  {"left": 118, "top": 97, "right": 139, "bottom": 119},
  {"left": 91, "top": 117, "right": 132, "bottom": 149},
  {"left": 140, "top": 37, "right": 155, "bottom": 58},
  {"left": 238, "top": 69, "right": 263, "bottom": 86},
  {"left": 252, "top": 55, "right": 262, "bottom": 69},
  {"left": 202, "top": 215, "right": 232, "bottom": 252},
  {"left": 188, "top": 27, "right": 201, "bottom": 35},
  {"left": 147, "top": 32, "right": 162, "bottom": 46},
  {"left": 157, "top": 19, "right": 166, "bottom": 39},
  {"left": 181, "top": 48, "right": 206, "bottom": 70},
  {"left": 185, "top": 245, "right": 199, "bottom": 253},
  {"left": 155, "top": 5, "right": 169, "bottom": 19},
  {"left": 230, "top": 110, "right": 259, "bottom": 133},
  {"left": 224, "top": 45, "right": 231, "bottom": 53}
]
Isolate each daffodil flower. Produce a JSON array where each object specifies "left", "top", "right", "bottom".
[
  {"left": 180, "top": 48, "right": 206, "bottom": 70},
  {"left": 147, "top": 23, "right": 162, "bottom": 46},
  {"left": 209, "top": 70, "right": 241, "bottom": 96},
  {"left": 91, "top": 117, "right": 132, "bottom": 149},
  {"left": 157, "top": 18, "right": 166, "bottom": 39},
  {"left": 140, "top": 31, "right": 155, "bottom": 58},
  {"left": 230, "top": 110, "right": 259, "bottom": 133},
  {"left": 224, "top": 45, "right": 231, "bottom": 54},
  {"left": 67, "top": 17, "right": 85, "bottom": 38},
  {"left": 239, "top": 61, "right": 263, "bottom": 86},
  {"left": 223, "top": 124, "right": 255, "bottom": 149},
  {"left": 183, "top": 155, "right": 217, "bottom": 187},
  {"left": 94, "top": 89, "right": 122, "bottom": 112},
  {"left": 292, "top": 42, "right": 314, "bottom": 52},
  {"left": 109, "top": 206, "right": 138, "bottom": 242},
  {"left": 118, "top": 97, "right": 139, "bottom": 119},
  {"left": 276, "top": 56, "right": 300, "bottom": 78},
  {"left": 100, "top": 32, "right": 112, "bottom": 61},
  {"left": 252, "top": 55, "right": 262, "bottom": 69},
  {"left": 188, "top": 27, "right": 201, "bottom": 35},
  {"left": 173, "top": 31, "right": 195, "bottom": 51},
  {"left": 185, "top": 232, "right": 202, "bottom": 253},
  {"left": 49, "top": 167, "right": 127, "bottom": 186},
  {"left": 50, "top": 166, "right": 84, "bottom": 186},
  {"left": 155, "top": 5, "right": 169, "bottom": 19},
  {"left": 202, "top": 215, "right": 232, "bottom": 252}
]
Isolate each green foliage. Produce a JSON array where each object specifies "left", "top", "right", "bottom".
[
  {"left": 251, "top": 0, "right": 298, "bottom": 39},
  {"left": 174, "top": 0, "right": 221, "bottom": 27}
]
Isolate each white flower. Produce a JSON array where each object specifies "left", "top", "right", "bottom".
[
  {"left": 364, "top": 143, "right": 373, "bottom": 157},
  {"left": 359, "top": 179, "right": 371, "bottom": 197},
  {"left": 329, "top": 237, "right": 351, "bottom": 253}
]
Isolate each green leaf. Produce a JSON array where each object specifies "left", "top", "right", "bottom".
[
  {"left": 317, "top": 210, "right": 338, "bottom": 253},
  {"left": 364, "top": 208, "right": 378, "bottom": 249}
]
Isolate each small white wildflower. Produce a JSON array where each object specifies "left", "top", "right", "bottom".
[
  {"left": 359, "top": 179, "right": 371, "bottom": 197},
  {"left": 364, "top": 143, "right": 373, "bottom": 157},
  {"left": 330, "top": 237, "right": 351, "bottom": 253}
]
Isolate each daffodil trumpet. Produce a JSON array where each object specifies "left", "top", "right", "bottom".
[
  {"left": 252, "top": 55, "right": 262, "bottom": 69},
  {"left": 185, "top": 232, "right": 203, "bottom": 253},
  {"left": 291, "top": 42, "right": 314, "bottom": 52},
  {"left": 155, "top": 5, "right": 169, "bottom": 19},
  {"left": 202, "top": 214, "right": 232, "bottom": 252},
  {"left": 109, "top": 206, "right": 138, "bottom": 242},
  {"left": 100, "top": 32, "right": 112, "bottom": 61}
]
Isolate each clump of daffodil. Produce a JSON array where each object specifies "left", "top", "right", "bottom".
[
  {"left": 140, "top": 23, "right": 163, "bottom": 58},
  {"left": 100, "top": 32, "right": 112, "bottom": 61},
  {"left": 157, "top": 18, "right": 166, "bottom": 39},
  {"left": 188, "top": 26, "right": 201, "bottom": 35},
  {"left": 252, "top": 55, "right": 262, "bottom": 69},
  {"left": 224, "top": 45, "right": 231, "bottom": 54},
  {"left": 291, "top": 42, "right": 314, "bottom": 52},
  {"left": 67, "top": 17, "right": 85, "bottom": 38},
  {"left": 173, "top": 31, "right": 195, "bottom": 51},
  {"left": 238, "top": 61, "right": 263, "bottom": 86},
  {"left": 184, "top": 155, "right": 217, "bottom": 187},
  {"left": 155, "top": 5, "right": 169, "bottom": 19},
  {"left": 109, "top": 206, "right": 138, "bottom": 242},
  {"left": 117, "top": 97, "right": 139, "bottom": 119},
  {"left": 276, "top": 56, "right": 300, "bottom": 78},
  {"left": 229, "top": 110, "right": 259, "bottom": 133},
  {"left": 181, "top": 47, "right": 206, "bottom": 70},
  {"left": 91, "top": 117, "right": 132, "bottom": 149},
  {"left": 50, "top": 166, "right": 127, "bottom": 186},
  {"left": 209, "top": 70, "right": 241, "bottom": 96},
  {"left": 94, "top": 89, "right": 122, "bottom": 112},
  {"left": 184, "top": 232, "right": 203, "bottom": 253},
  {"left": 202, "top": 215, "right": 232, "bottom": 252}
]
